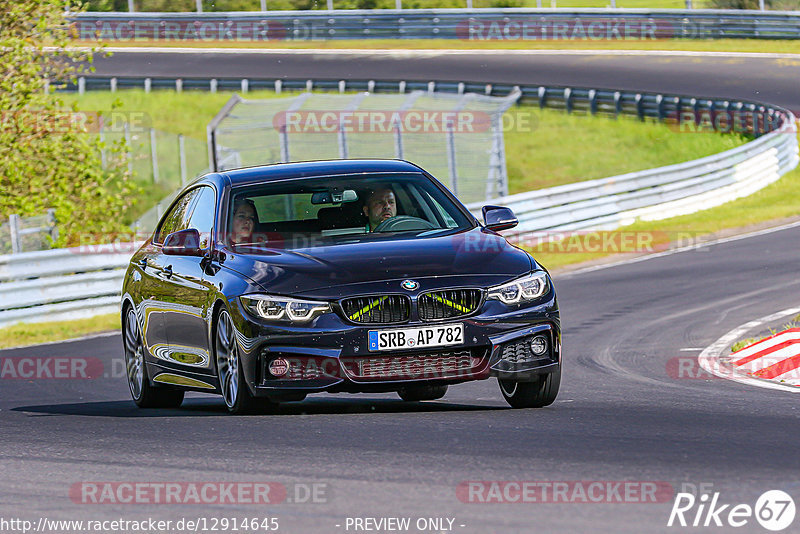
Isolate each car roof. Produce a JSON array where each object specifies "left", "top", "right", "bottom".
[{"left": 221, "top": 159, "right": 425, "bottom": 187}]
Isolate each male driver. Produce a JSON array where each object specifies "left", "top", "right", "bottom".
[{"left": 362, "top": 186, "right": 397, "bottom": 231}]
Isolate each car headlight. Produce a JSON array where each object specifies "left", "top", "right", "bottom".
[
  {"left": 487, "top": 272, "right": 548, "bottom": 305},
  {"left": 240, "top": 294, "right": 331, "bottom": 323}
]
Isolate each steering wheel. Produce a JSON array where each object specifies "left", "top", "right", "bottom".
[{"left": 373, "top": 215, "right": 437, "bottom": 233}]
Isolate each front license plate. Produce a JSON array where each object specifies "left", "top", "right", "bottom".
[{"left": 368, "top": 324, "right": 464, "bottom": 352}]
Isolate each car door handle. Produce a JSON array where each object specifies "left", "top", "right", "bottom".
[
  {"left": 138, "top": 258, "right": 147, "bottom": 269},
  {"left": 163, "top": 265, "right": 173, "bottom": 279}
]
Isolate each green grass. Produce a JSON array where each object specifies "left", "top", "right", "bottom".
[
  {"left": 81, "top": 38, "right": 800, "bottom": 54},
  {"left": 503, "top": 110, "right": 746, "bottom": 191},
  {"left": 0, "top": 314, "right": 120, "bottom": 350}
]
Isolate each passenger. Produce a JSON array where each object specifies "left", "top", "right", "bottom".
[
  {"left": 231, "top": 198, "right": 257, "bottom": 244},
  {"left": 362, "top": 186, "right": 397, "bottom": 232}
]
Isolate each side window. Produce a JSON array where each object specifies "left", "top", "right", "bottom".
[
  {"left": 186, "top": 186, "right": 216, "bottom": 249},
  {"left": 155, "top": 188, "right": 201, "bottom": 244}
]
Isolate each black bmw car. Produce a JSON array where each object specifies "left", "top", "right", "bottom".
[{"left": 121, "top": 159, "right": 561, "bottom": 414}]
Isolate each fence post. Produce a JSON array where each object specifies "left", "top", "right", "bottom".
[
  {"left": 99, "top": 120, "right": 107, "bottom": 170},
  {"left": 150, "top": 128, "right": 160, "bottom": 183},
  {"left": 261, "top": 0, "right": 267, "bottom": 9},
  {"left": 124, "top": 122, "right": 133, "bottom": 176},
  {"left": 327, "top": 0, "right": 333, "bottom": 9},
  {"left": 446, "top": 120, "right": 458, "bottom": 197},
  {"left": 179, "top": 134, "right": 188, "bottom": 185},
  {"left": 196, "top": 0, "right": 203, "bottom": 12},
  {"left": 128, "top": 0, "right": 134, "bottom": 11},
  {"left": 9, "top": 214, "right": 21, "bottom": 254},
  {"left": 47, "top": 208, "right": 58, "bottom": 244}
]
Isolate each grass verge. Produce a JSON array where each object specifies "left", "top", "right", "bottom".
[
  {"left": 0, "top": 314, "right": 120, "bottom": 350},
  {"left": 78, "top": 38, "right": 800, "bottom": 54}
]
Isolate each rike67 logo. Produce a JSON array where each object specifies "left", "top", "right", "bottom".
[{"left": 668, "top": 489, "right": 796, "bottom": 531}]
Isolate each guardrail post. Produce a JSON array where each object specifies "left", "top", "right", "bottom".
[
  {"left": 635, "top": 93, "right": 644, "bottom": 121},
  {"left": 427, "top": 81, "right": 435, "bottom": 94},
  {"left": 150, "top": 128, "right": 159, "bottom": 183},
  {"left": 144, "top": 77, "right": 151, "bottom": 93},
  {"left": 538, "top": 86, "right": 546, "bottom": 108},
  {"left": 485, "top": 84, "right": 492, "bottom": 96},
  {"left": 128, "top": 0, "right": 134, "bottom": 11},
  {"left": 176, "top": 78, "right": 183, "bottom": 93},
  {"left": 210, "top": 79, "right": 217, "bottom": 93},
  {"left": 564, "top": 88, "right": 572, "bottom": 114},
  {"left": 399, "top": 81, "right": 406, "bottom": 94},
  {"left": 195, "top": 0, "right": 202, "bottom": 12},
  {"left": 588, "top": 89, "right": 597, "bottom": 115},
  {"left": 110, "top": 77, "right": 117, "bottom": 92},
  {"left": 241, "top": 79, "right": 249, "bottom": 93},
  {"left": 78, "top": 77, "right": 85, "bottom": 95},
  {"left": 261, "top": 0, "right": 267, "bottom": 9},
  {"left": 179, "top": 134, "right": 188, "bottom": 185},
  {"left": 275, "top": 80, "right": 282, "bottom": 94},
  {"left": 614, "top": 91, "right": 622, "bottom": 118},
  {"left": 656, "top": 94, "right": 664, "bottom": 120},
  {"left": 9, "top": 214, "right": 21, "bottom": 254},
  {"left": 306, "top": 79, "right": 313, "bottom": 92},
  {"left": 339, "top": 80, "right": 346, "bottom": 93},
  {"left": 368, "top": 80, "right": 375, "bottom": 92},
  {"left": 458, "top": 82, "right": 465, "bottom": 95},
  {"left": 327, "top": 0, "right": 333, "bottom": 9}
]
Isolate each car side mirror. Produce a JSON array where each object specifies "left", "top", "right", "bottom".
[
  {"left": 482, "top": 205, "right": 518, "bottom": 232},
  {"left": 163, "top": 228, "right": 204, "bottom": 256}
]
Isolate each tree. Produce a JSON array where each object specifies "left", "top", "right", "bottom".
[{"left": 0, "top": 0, "right": 140, "bottom": 247}]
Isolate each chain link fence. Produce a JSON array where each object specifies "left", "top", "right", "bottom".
[{"left": 208, "top": 89, "right": 519, "bottom": 206}]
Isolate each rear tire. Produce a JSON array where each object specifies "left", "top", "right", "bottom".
[
  {"left": 123, "top": 306, "right": 184, "bottom": 409},
  {"left": 215, "top": 308, "right": 278, "bottom": 415},
  {"left": 498, "top": 366, "right": 560, "bottom": 408},
  {"left": 397, "top": 384, "right": 448, "bottom": 402}
]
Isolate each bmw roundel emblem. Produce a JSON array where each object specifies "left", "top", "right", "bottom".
[{"left": 401, "top": 279, "right": 419, "bottom": 291}]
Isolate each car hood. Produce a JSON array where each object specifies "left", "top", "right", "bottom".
[{"left": 223, "top": 227, "right": 534, "bottom": 298}]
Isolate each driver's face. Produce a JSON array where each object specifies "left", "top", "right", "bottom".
[{"left": 363, "top": 189, "right": 397, "bottom": 231}]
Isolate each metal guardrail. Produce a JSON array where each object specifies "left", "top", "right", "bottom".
[
  {"left": 0, "top": 247, "right": 137, "bottom": 328},
  {"left": 466, "top": 125, "right": 799, "bottom": 235},
  {"left": 73, "top": 9, "right": 800, "bottom": 40}
]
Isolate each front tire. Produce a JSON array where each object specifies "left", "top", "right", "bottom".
[
  {"left": 397, "top": 384, "right": 448, "bottom": 402},
  {"left": 215, "top": 308, "right": 277, "bottom": 415},
  {"left": 498, "top": 366, "right": 560, "bottom": 408},
  {"left": 123, "top": 306, "right": 184, "bottom": 409}
]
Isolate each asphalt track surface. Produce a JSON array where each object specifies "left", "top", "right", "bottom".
[
  {"left": 2, "top": 50, "right": 800, "bottom": 533},
  {"left": 89, "top": 49, "right": 800, "bottom": 111}
]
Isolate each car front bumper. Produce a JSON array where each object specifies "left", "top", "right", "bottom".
[{"left": 230, "top": 292, "right": 560, "bottom": 397}]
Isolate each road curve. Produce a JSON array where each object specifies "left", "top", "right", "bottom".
[
  {"left": 2, "top": 223, "right": 800, "bottom": 533},
  {"left": 88, "top": 49, "right": 800, "bottom": 111},
  {"left": 3, "top": 49, "right": 800, "bottom": 533}
]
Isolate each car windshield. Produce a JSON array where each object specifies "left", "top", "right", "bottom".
[{"left": 226, "top": 172, "right": 474, "bottom": 250}]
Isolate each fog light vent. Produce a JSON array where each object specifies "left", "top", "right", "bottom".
[{"left": 501, "top": 334, "right": 550, "bottom": 364}]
